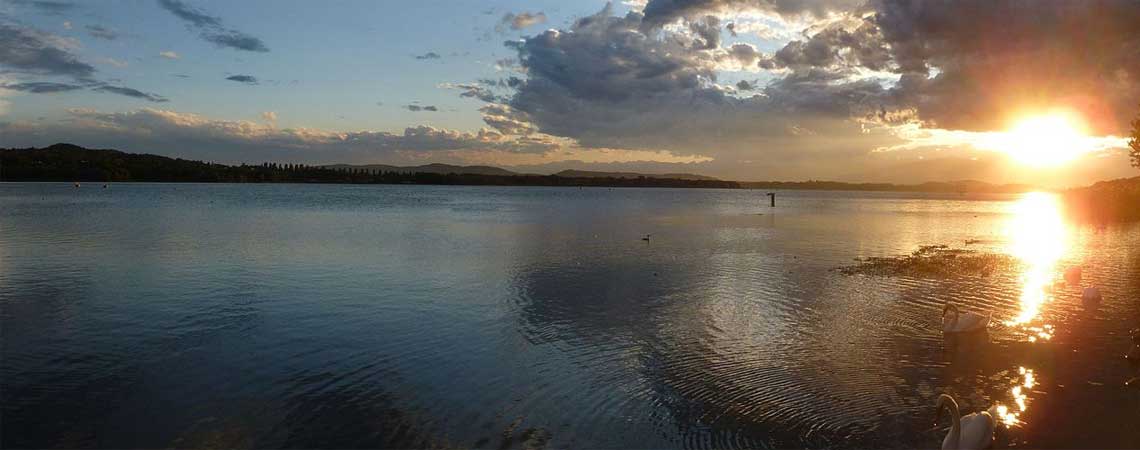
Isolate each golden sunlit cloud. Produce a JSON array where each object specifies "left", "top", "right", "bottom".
[
  {"left": 873, "top": 115, "right": 1130, "bottom": 165},
  {"left": 989, "top": 112, "right": 1087, "bottom": 167},
  {"left": 442, "top": 145, "right": 715, "bottom": 167}
]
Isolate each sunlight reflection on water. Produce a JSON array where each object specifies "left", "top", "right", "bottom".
[
  {"left": 994, "top": 366, "right": 1037, "bottom": 427},
  {"left": 1002, "top": 192, "right": 1071, "bottom": 340}
]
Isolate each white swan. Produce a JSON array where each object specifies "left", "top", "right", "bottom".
[
  {"left": 935, "top": 394, "right": 996, "bottom": 450},
  {"left": 943, "top": 304, "right": 989, "bottom": 334}
]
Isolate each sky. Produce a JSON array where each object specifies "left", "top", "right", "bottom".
[{"left": 1, "top": 0, "right": 1138, "bottom": 186}]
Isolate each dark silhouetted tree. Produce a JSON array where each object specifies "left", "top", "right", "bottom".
[{"left": 1130, "top": 105, "right": 1139, "bottom": 169}]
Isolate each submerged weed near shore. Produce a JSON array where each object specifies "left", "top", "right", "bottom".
[{"left": 838, "top": 245, "right": 1020, "bottom": 278}]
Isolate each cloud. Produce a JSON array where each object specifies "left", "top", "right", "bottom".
[
  {"left": 159, "top": 51, "right": 179, "bottom": 59},
  {"left": 62, "top": 21, "right": 72, "bottom": 30},
  {"left": 10, "top": 0, "right": 75, "bottom": 16},
  {"left": 0, "top": 24, "right": 168, "bottom": 102},
  {"left": 91, "top": 85, "right": 168, "bottom": 102},
  {"left": 96, "top": 57, "right": 128, "bottom": 68},
  {"left": 414, "top": 52, "right": 441, "bottom": 60},
  {"left": 639, "top": 0, "right": 864, "bottom": 30},
  {"left": 202, "top": 30, "right": 268, "bottom": 52},
  {"left": 1, "top": 81, "right": 85, "bottom": 93},
  {"left": 225, "top": 74, "right": 257, "bottom": 84},
  {"left": 405, "top": 104, "right": 438, "bottom": 112},
  {"left": 499, "top": 11, "right": 547, "bottom": 32},
  {"left": 85, "top": 24, "right": 119, "bottom": 40},
  {"left": 261, "top": 111, "right": 277, "bottom": 122},
  {"left": 499, "top": 4, "right": 889, "bottom": 156},
  {"left": 440, "top": 81, "right": 503, "bottom": 103},
  {"left": 0, "top": 23, "right": 95, "bottom": 79},
  {"left": 627, "top": 1, "right": 1140, "bottom": 136},
  {"left": 451, "top": 1, "right": 1140, "bottom": 181},
  {"left": 0, "top": 108, "right": 577, "bottom": 161},
  {"left": 0, "top": 107, "right": 714, "bottom": 171},
  {"left": 870, "top": 0, "right": 1140, "bottom": 135},
  {"left": 1, "top": 80, "right": 168, "bottom": 103},
  {"left": 156, "top": 0, "right": 269, "bottom": 52}
]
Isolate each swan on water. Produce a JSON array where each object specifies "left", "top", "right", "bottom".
[
  {"left": 943, "top": 303, "right": 989, "bottom": 334},
  {"left": 935, "top": 394, "right": 996, "bottom": 450}
]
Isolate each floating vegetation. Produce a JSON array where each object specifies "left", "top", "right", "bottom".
[{"left": 838, "top": 245, "right": 1020, "bottom": 278}]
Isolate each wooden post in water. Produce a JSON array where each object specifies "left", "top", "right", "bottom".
[{"left": 766, "top": 192, "right": 775, "bottom": 207}]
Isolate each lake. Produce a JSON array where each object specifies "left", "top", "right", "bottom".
[{"left": 2, "top": 183, "right": 1138, "bottom": 449}]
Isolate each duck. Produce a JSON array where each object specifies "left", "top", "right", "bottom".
[
  {"left": 935, "top": 394, "right": 996, "bottom": 450},
  {"left": 943, "top": 303, "right": 989, "bottom": 334}
]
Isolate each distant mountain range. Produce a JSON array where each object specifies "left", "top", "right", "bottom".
[
  {"left": 740, "top": 179, "right": 1034, "bottom": 193},
  {"left": 0, "top": 144, "right": 739, "bottom": 188},
  {"left": 0, "top": 143, "right": 1060, "bottom": 194},
  {"left": 323, "top": 163, "right": 520, "bottom": 177},
  {"left": 550, "top": 169, "right": 719, "bottom": 181},
  {"left": 322, "top": 164, "right": 720, "bottom": 181}
]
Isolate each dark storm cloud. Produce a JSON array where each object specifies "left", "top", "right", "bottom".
[
  {"left": 225, "top": 74, "right": 257, "bottom": 84},
  {"left": 405, "top": 104, "right": 438, "bottom": 112},
  {"left": 1, "top": 81, "right": 85, "bottom": 93},
  {"left": 9, "top": 0, "right": 75, "bottom": 15},
  {"left": 414, "top": 52, "right": 441, "bottom": 60},
  {"left": 91, "top": 85, "right": 169, "bottom": 102},
  {"left": 85, "top": 25, "right": 119, "bottom": 40},
  {"left": 0, "top": 23, "right": 95, "bottom": 78},
  {"left": 735, "top": 80, "right": 755, "bottom": 91},
  {"left": 869, "top": 0, "right": 1140, "bottom": 134},
  {"left": 157, "top": 0, "right": 269, "bottom": 52}
]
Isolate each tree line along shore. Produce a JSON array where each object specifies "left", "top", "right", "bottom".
[{"left": 2, "top": 143, "right": 1137, "bottom": 221}]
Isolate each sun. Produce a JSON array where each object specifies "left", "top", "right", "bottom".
[{"left": 1000, "top": 113, "right": 1088, "bottom": 167}]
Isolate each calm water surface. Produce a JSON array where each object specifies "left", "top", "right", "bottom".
[{"left": 2, "top": 183, "right": 1138, "bottom": 449}]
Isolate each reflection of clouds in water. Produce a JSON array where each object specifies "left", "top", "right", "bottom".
[{"left": 508, "top": 245, "right": 943, "bottom": 448}]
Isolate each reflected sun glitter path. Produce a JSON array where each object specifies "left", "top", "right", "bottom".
[{"left": 1003, "top": 192, "right": 1070, "bottom": 341}]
